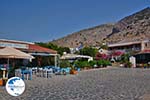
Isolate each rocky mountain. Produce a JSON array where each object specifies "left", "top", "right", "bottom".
[
  {"left": 51, "top": 24, "right": 114, "bottom": 48},
  {"left": 51, "top": 7, "right": 150, "bottom": 48},
  {"left": 106, "top": 7, "right": 150, "bottom": 44}
]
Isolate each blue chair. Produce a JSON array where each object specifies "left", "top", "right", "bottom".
[
  {"left": 77, "top": 68, "right": 81, "bottom": 71},
  {"left": 53, "top": 67, "right": 61, "bottom": 75},
  {"left": 21, "top": 69, "right": 32, "bottom": 80},
  {"left": 60, "top": 67, "right": 71, "bottom": 75}
]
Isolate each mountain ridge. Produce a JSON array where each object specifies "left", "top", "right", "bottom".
[{"left": 51, "top": 7, "right": 150, "bottom": 48}]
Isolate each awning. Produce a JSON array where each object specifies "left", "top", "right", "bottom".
[
  {"left": 29, "top": 52, "right": 58, "bottom": 56},
  {"left": 60, "top": 54, "right": 92, "bottom": 60},
  {"left": 0, "top": 47, "right": 34, "bottom": 59}
]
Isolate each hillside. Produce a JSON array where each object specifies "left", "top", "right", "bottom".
[
  {"left": 106, "top": 7, "right": 150, "bottom": 44},
  {"left": 51, "top": 7, "right": 150, "bottom": 48},
  {"left": 51, "top": 24, "right": 114, "bottom": 48}
]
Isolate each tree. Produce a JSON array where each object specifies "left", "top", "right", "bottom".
[
  {"left": 121, "top": 53, "right": 130, "bottom": 63},
  {"left": 100, "top": 45, "right": 108, "bottom": 50},
  {"left": 60, "top": 60, "right": 71, "bottom": 68},
  {"left": 36, "top": 42, "right": 58, "bottom": 50},
  {"left": 58, "top": 47, "right": 70, "bottom": 55},
  {"left": 74, "top": 60, "right": 91, "bottom": 68},
  {"left": 36, "top": 42, "right": 70, "bottom": 55},
  {"left": 79, "top": 47, "right": 98, "bottom": 57}
]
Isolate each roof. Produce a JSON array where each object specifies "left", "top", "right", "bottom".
[
  {"left": 108, "top": 40, "right": 149, "bottom": 47},
  {"left": 108, "top": 41, "right": 141, "bottom": 47},
  {"left": 29, "top": 52, "right": 58, "bottom": 56},
  {"left": 60, "top": 54, "right": 92, "bottom": 59},
  {"left": 29, "top": 44, "right": 57, "bottom": 54},
  {"left": 138, "top": 49, "right": 150, "bottom": 54},
  {"left": 0, "top": 39, "right": 34, "bottom": 44}
]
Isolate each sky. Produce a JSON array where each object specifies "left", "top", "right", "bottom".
[{"left": 0, "top": 0, "right": 149, "bottom": 42}]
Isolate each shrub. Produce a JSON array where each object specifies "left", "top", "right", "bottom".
[
  {"left": 144, "top": 64, "right": 148, "bottom": 68},
  {"left": 74, "top": 60, "right": 111, "bottom": 69},
  {"left": 82, "top": 61, "right": 91, "bottom": 68},
  {"left": 121, "top": 54, "right": 130, "bottom": 63},
  {"left": 60, "top": 60, "right": 71, "bottom": 68},
  {"left": 97, "top": 60, "right": 111, "bottom": 67},
  {"left": 74, "top": 61, "right": 91, "bottom": 69},
  {"left": 89, "top": 60, "right": 97, "bottom": 67},
  {"left": 124, "top": 61, "right": 132, "bottom": 68},
  {"left": 103, "top": 60, "right": 111, "bottom": 67},
  {"left": 97, "top": 60, "right": 103, "bottom": 67},
  {"left": 79, "top": 47, "right": 98, "bottom": 57}
]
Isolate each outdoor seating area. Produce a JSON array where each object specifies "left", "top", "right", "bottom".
[
  {"left": 14, "top": 66, "right": 79, "bottom": 80},
  {"left": 15, "top": 68, "right": 32, "bottom": 80}
]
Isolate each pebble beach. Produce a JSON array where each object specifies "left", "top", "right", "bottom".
[{"left": 1, "top": 68, "right": 150, "bottom": 100}]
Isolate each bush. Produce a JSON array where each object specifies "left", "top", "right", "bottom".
[
  {"left": 81, "top": 61, "right": 91, "bottom": 68},
  {"left": 89, "top": 60, "right": 97, "bottom": 67},
  {"left": 74, "top": 60, "right": 111, "bottom": 69},
  {"left": 97, "top": 60, "right": 111, "bottom": 67},
  {"left": 144, "top": 64, "right": 148, "bottom": 68},
  {"left": 79, "top": 47, "right": 98, "bottom": 57},
  {"left": 97, "top": 60, "right": 103, "bottom": 67},
  {"left": 60, "top": 60, "right": 71, "bottom": 68},
  {"left": 121, "top": 54, "right": 130, "bottom": 63},
  {"left": 124, "top": 61, "right": 132, "bottom": 68},
  {"left": 74, "top": 61, "right": 91, "bottom": 69},
  {"left": 102, "top": 60, "right": 108, "bottom": 67}
]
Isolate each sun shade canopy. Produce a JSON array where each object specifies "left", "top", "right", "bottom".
[
  {"left": 0, "top": 47, "right": 34, "bottom": 59},
  {"left": 60, "top": 54, "right": 92, "bottom": 59}
]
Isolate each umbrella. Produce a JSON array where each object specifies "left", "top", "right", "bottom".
[
  {"left": 0, "top": 47, "right": 34, "bottom": 78},
  {"left": 0, "top": 47, "right": 34, "bottom": 59}
]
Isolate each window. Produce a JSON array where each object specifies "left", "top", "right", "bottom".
[{"left": 145, "top": 43, "right": 148, "bottom": 47}]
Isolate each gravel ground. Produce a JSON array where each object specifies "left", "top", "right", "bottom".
[{"left": 1, "top": 68, "right": 150, "bottom": 100}]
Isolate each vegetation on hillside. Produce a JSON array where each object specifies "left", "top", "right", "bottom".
[
  {"left": 36, "top": 42, "right": 70, "bottom": 55},
  {"left": 78, "top": 47, "right": 98, "bottom": 57}
]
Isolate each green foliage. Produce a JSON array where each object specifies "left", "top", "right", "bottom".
[
  {"left": 35, "top": 42, "right": 50, "bottom": 48},
  {"left": 125, "top": 61, "right": 132, "bottom": 68},
  {"left": 119, "top": 53, "right": 133, "bottom": 68},
  {"left": 74, "top": 60, "right": 111, "bottom": 68},
  {"left": 97, "top": 60, "right": 103, "bottom": 67},
  {"left": 89, "top": 60, "right": 97, "bottom": 67},
  {"left": 57, "top": 47, "right": 70, "bottom": 55},
  {"left": 100, "top": 43, "right": 108, "bottom": 50},
  {"left": 144, "top": 64, "right": 148, "bottom": 67},
  {"left": 79, "top": 47, "right": 98, "bottom": 57},
  {"left": 97, "top": 59, "right": 111, "bottom": 67},
  {"left": 36, "top": 42, "right": 70, "bottom": 55},
  {"left": 103, "top": 60, "right": 111, "bottom": 67},
  {"left": 101, "top": 45, "right": 108, "bottom": 50},
  {"left": 74, "top": 61, "right": 91, "bottom": 68},
  {"left": 60, "top": 60, "right": 71, "bottom": 68},
  {"left": 81, "top": 61, "right": 91, "bottom": 68},
  {"left": 121, "top": 53, "right": 130, "bottom": 63}
]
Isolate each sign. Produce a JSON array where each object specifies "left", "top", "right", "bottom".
[
  {"left": 0, "top": 42, "right": 28, "bottom": 49},
  {"left": 6, "top": 77, "right": 25, "bottom": 96}
]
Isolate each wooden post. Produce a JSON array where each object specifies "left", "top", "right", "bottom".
[
  {"left": 3, "top": 70, "right": 5, "bottom": 78},
  {"left": 54, "top": 55, "right": 57, "bottom": 67}
]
